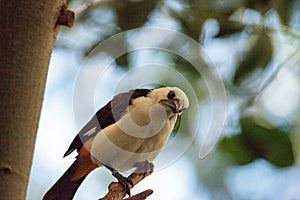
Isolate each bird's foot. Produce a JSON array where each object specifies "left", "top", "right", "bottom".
[
  {"left": 134, "top": 160, "right": 154, "bottom": 178},
  {"left": 113, "top": 170, "right": 133, "bottom": 196},
  {"left": 107, "top": 167, "right": 133, "bottom": 196}
]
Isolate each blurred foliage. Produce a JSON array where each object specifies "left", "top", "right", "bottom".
[
  {"left": 233, "top": 33, "right": 273, "bottom": 84},
  {"left": 60, "top": 0, "right": 300, "bottom": 198},
  {"left": 66, "top": 0, "right": 300, "bottom": 173},
  {"left": 114, "top": 0, "right": 159, "bottom": 30},
  {"left": 246, "top": 0, "right": 294, "bottom": 25},
  {"left": 115, "top": 53, "right": 129, "bottom": 67},
  {"left": 219, "top": 116, "right": 295, "bottom": 167},
  {"left": 175, "top": 0, "right": 245, "bottom": 40}
]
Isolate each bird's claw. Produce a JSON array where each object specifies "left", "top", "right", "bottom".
[
  {"left": 105, "top": 161, "right": 153, "bottom": 196},
  {"left": 116, "top": 174, "right": 133, "bottom": 197},
  {"left": 111, "top": 169, "right": 133, "bottom": 196},
  {"left": 134, "top": 160, "right": 154, "bottom": 177}
]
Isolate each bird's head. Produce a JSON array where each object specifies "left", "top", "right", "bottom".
[{"left": 150, "top": 87, "right": 189, "bottom": 116}]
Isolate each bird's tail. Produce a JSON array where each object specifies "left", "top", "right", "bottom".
[{"left": 43, "top": 160, "right": 91, "bottom": 200}]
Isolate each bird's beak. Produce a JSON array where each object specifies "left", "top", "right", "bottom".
[{"left": 160, "top": 99, "right": 185, "bottom": 114}]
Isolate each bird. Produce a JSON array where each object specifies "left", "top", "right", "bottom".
[{"left": 43, "top": 87, "right": 189, "bottom": 200}]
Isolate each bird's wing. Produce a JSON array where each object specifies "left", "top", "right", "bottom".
[{"left": 63, "top": 89, "right": 151, "bottom": 157}]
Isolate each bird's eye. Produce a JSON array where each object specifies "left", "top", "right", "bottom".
[{"left": 167, "top": 91, "right": 176, "bottom": 99}]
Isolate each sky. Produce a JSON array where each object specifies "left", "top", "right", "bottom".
[{"left": 26, "top": 2, "right": 300, "bottom": 200}]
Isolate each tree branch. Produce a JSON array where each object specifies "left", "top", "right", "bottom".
[
  {"left": 124, "top": 190, "right": 153, "bottom": 200},
  {"left": 100, "top": 164, "right": 153, "bottom": 200},
  {"left": 55, "top": 5, "right": 75, "bottom": 28}
]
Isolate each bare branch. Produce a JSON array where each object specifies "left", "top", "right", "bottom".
[
  {"left": 124, "top": 190, "right": 153, "bottom": 200},
  {"left": 55, "top": 5, "right": 75, "bottom": 28},
  {"left": 100, "top": 165, "right": 153, "bottom": 200}
]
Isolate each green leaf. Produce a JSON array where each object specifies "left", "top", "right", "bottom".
[
  {"left": 173, "top": 115, "right": 181, "bottom": 132},
  {"left": 114, "top": 1, "right": 158, "bottom": 30},
  {"left": 219, "top": 116, "right": 295, "bottom": 167},
  {"left": 218, "top": 134, "right": 257, "bottom": 165},
  {"left": 115, "top": 53, "right": 129, "bottom": 67},
  {"left": 241, "top": 117, "right": 295, "bottom": 167},
  {"left": 171, "top": 115, "right": 181, "bottom": 138}
]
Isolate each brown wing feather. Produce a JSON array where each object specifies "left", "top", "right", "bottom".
[
  {"left": 71, "top": 138, "right": 98, "bottom": 181},
  {"left": 44, "top": 89, "right": 151, "bottom": 200},
  {"left": 43, "top": 138, "right": 98, "bottom": 200},
  {"left": 63, "top": 89, "right": 151, "bottom": 157}
]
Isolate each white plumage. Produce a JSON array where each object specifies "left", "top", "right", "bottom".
[
  {"left": 43, "top": 87, "right": 189, "bottom": 200},
  {"left": 91, "top": 87, "right": 189, "bottom": 171}
]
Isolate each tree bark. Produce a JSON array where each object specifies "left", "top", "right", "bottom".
[{"left": 0, "top": 1, "right": 66, "bottom": 199}]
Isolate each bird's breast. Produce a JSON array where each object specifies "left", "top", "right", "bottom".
[{"left": 90, "top": 106, "right": 177, "bottom": 171}]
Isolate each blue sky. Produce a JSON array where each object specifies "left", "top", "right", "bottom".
[{"left": 26, "top": 3, "right": 300, "bottom": 200}]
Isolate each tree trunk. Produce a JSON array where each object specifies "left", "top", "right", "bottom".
[{"left": 0, "top": 1, "right": 66, "bottom": 199}]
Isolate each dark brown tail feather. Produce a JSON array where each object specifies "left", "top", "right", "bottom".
[{"left": 43, "top": 161, "right": 87, "bottom": 200}]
